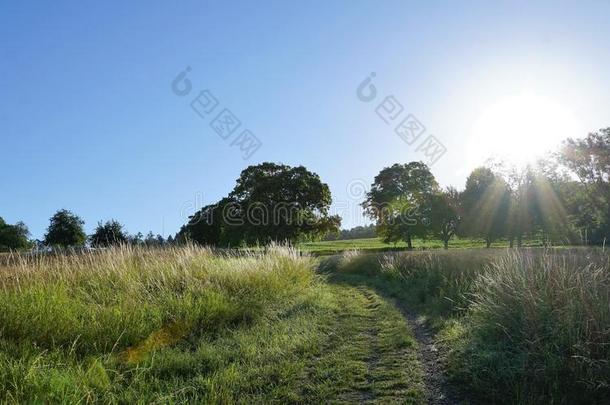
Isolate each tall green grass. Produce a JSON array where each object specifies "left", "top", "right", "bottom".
[
  {"left": 330, "top": 248, "right": 610, "bottom": 403},
  {"left": 0, "top": 245, "right": 314, "bottom": 355},
  {"left": 3, "top": 245, "right": 608, "bottom": 403},
  {"left": 460, "top": 251, "right": 610, "bottom": 403},
  {"left": 0, "top": 245, "right": 321, "bottom": 402}
]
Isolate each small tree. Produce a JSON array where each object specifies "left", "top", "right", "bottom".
[
  {"left": 362, "top": 162, "right": 439, "bottom": 249},
  {"left": 503, "top": 165, "right": 534, "bottom": 247},
  {"left": 44, "top": 209, "right": 86, "bottom": 248},
  {"left": 90, "top": 220, "right": 128, "bottom": 247},
  {"left": 129, "top": 232, "right": 144, "bottom": 246},
  {"left": 141, "top": 232, "right": 163, "bottom": 246},
  {"left": 429, "top": 187, "right": 461, "bottom": 249}
]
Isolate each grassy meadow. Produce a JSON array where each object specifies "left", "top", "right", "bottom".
[
  {"left": 0, "top": 246, "right": 424, "bottom": 403},
  {"left": 328, "top": 248, "right": 610, "bottom": 403},
  {"left": 0, "top": 245, "right": 608, "bottom": 403},
  {"left": 299, "top": 237, "right": 543, "bottom": 255}
]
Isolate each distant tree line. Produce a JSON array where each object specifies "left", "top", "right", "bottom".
[
  {"left": 0, "top": 163, "right": 340, "bottom": 251},
  {"left": 2, "top": 129, "right": 608, "bottom": 251},
  {"left": 323, "top": 224, "right": 377, "bottom": 241},
  {"left": 0, "top": 209, "right": 169, "bottom": 252},
  {"left": 363, "top": 128, "right": 610, "bottom": 248}
]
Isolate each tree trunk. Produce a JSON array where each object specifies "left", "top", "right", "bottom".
[
  {"left": 517, "top": 234, "right": 523, "bottom": 248},
  {"left": 509, "top": 237, "right": 514, "bottom": 248},
  {"left": 406, "top": 234, "right": 413, "bottom": 250},
  {"left": 443, "top": 239, "right": 449, "bottom": 250},
  {"left": 485, "top": 238, "right": 491, "bottom": 248}
]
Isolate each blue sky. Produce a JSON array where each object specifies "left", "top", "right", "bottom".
[{"left": 2, "top": 0, "right": 610, "bottom": 239}]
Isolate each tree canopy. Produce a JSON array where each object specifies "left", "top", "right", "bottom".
[
  {"left": 90, "top": 220, "right": 128, "bottom": 247},
  {"left": 44, "top": 209, "right": 86, "bottom": 248},
  {"left": 559, "top": 128, "right": 610, "bottom": 244},
  {"left": 429, "top": 187, "right": 460, "bottom": 249},
  {"left": 180, "top": 162, "right": 341, "bottom": 246},
  {"left": 9, "top": 128, "right": 610, "bottom": 251},
  {"left": 362, "top": 162, "right": 439, "bottom": 249},
  {"left": 459, "top": 167, "right": 511, "bottom": 247},
  {"left": 0, "top": 217, "right": 30, "bottom": 251}
]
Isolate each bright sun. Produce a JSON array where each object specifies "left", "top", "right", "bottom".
[{"left": 469, "top": 93, "right": 581, "bottom": 167}]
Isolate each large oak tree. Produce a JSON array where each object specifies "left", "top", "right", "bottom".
[{"left": 180, "top": 163, "right": 340, "bottom": 246}]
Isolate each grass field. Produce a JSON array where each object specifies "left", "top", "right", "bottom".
[
  {"left": 299, "top": 236, "right": 543, "bottom": 255},
  {"left": 328, "top": 248, "right": 610, "bottom": 403},
  {"left": 1, "top": 245, "right": 608, "bottom": 403},
  {"left": 0, "top": 246, "right": 425, "bottom": 403}
]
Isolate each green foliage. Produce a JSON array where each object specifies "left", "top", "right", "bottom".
[
  {"left": 359, "top": 135, "right": 610, "bottom": 250},
  {"left": 129, "top": 231, "right": 144, "bottom": 245},
  {"left": 89, "top": 220, "right": 128, "bottom": 247},
  {"left": 476, "top": 159, "right": 580, "bottom": 247},
  {"left": 0, "top": 246, "right": 425, "bottom": 403},
  {"left": 559, "top": 128, "right": 610, "bottom": 245},
  {"left": 330, "top": 248, "right": 610, "bottom": 404},
  {"left": 363, "top": 162, "right": 439, "bottom": 249},
  {"left": 180, "top": 202, "right": 224, "bottom": 246},
  {"left": 503, "top": 164, "right": 539, "bottom": 245},
  {"left": 0, "top": 217, "right": 30, "bottom": 251},
  {"left": 44, "top": 209, "right": 86, "bottom": 248},
  {"left": 460, "top": 167, "right": 510, "bottom": 247},
  {"left": 143, "top": 231, "right": 165, "bottom": 247},
  {"left": 181, "top": 163, "right": 341, "bottom": 246},
  {"left": 429, "top": 187, "right": 461, "bottom": 248},
  {"left": 323, "top": 224, "right": 377, "bottom": 241}
]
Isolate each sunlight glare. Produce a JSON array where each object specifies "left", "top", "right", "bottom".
[{"left": 469, "top": 93, "right": 581, "bottom": 166}]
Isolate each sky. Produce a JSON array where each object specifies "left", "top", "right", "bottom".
[{"left": 2, "top": 0, "right": 610, "bottom": 239}]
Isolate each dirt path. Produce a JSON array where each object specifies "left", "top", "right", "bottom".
[
  {"left": 324, "top": 283, "right": 426, "bottom": 404},
  {"left": 322, "top": 263, "right": 467, "bottom": 404},
  {"left": 398, "top": 306, "right": 463, "bottom": 405}
]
